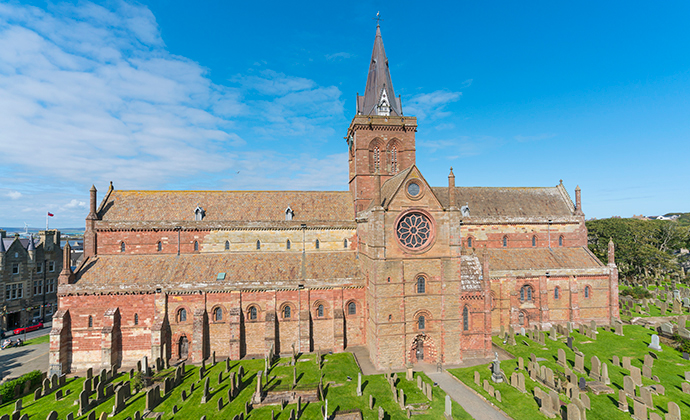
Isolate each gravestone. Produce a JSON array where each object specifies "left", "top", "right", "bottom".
[
  {"left": 590, "top": 356, "right": 601, "bottom": 381},
  {"left": 558, "top": 349, "right": 567, "bottom": 368},
  {"left": 445, "top": 395, "right": 452, "bottom": 419},
  {"left": 632, "top": 400, "right": 647, "bottom": 420},
  {"left": 618, "top": 389, "right": 629, "bottom": 412},
  {"left": 474, "top": 371, "right": 480, "bottom": 385},
  {"left": 567, "top": 403, "right": 581, "bottom": 420},
  {"left": 643, "top": 365, "right": 652, "bottom": 379},
  {"left": 681, "top": 382, "right": 690, "bottom": 394},
  {"left": 574, "top": 352, "right": 586, "bottom": 374},
  {"left": 623, "top": 356, "right": 632, "bottom": 370},
  {"left": 357, "top": 372, "right": 362, "bottom": 396},
  {"left": 624, "top": 376, "right": 635, "bottom": 397},
  {"left": 369, "top": 395, "right": 374, "bottom": 410},
  {"left": 640, "top": 387, "right": 653, "bottom": 408},
  {"left": 78, "top": 390, "right": 89, "bottom": 416},
  {"left": 667, "top": 401, "right": 681, "bottom": 420},
  {"left": 495, "top": 389, "right": 501, "bottom": 402},
  {"left": 578, "top": 377, "right": 586, "bottom": 391},
  {"left": 518, "top": 357, "right": 524, "bottom": 370},
  {"left": 630, "top": 366, "right": 642, "bottom": 387},
  {"left": 201, "top": 377, "right": 210, "bottom": 404},
  {"left": 580, "top": 394, "right": 591, "bottom": 410},
  {"left": 217, "top": 398, "right": 223, "bottom": 411},
  {"left": 601, "top": 363, "right": 610, "bottom": 384},
  {"left": 612, "top": 355, "right": 620, "bottom": 367},
  {"left": 567, "top": 336, "right": 573, "bottom": 350},
  {"left": 648, "top": 334, "right": 662, "bottom": 351}
]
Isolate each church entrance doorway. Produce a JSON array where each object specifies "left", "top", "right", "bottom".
[
  {"left": 178, "top": 336, "right": 189, "bottom": 360},
  {"left": 415, "top": 340, "right": 424, "bottom": 361}
]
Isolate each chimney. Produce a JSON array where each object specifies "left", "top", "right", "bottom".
[
  {"left": 448, "top": 167, "right": 456, "bottom": 210},
  {"left": 575, "top": 185, "right": 582, "bottom": 215},
  {"left": 608, "top": 238, "right": 615, "bottom": 265},
  {"left": 374, "top": 172, "right": 382, "bottom": 208},
  {"left": 87, "top": 185, "right": 98, "bottom": 220},
  {"left": 58, "top": 242, "right": 75, "bottom": 285}
]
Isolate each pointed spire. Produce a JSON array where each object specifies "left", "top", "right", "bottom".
[
  {"left": 59, "top": 242, "right": 75, "bottom": 285},
  {"left": 358, "top": 25, "right": 402, "bottom": 116},
  {"left": 27, "top": 235, "right": 35, "bottom": 251}
]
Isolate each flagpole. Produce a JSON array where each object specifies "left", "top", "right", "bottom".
[{"left": 46, "top": 212, "right": 48, "bottom": 230}]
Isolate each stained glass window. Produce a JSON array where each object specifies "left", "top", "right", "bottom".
[{"left": 396, "top": 213, "right": 431, "bottom": 249}]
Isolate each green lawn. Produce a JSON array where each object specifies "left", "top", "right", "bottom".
[
  {"left": 0, "top": 352, "right": 472, "bottom": 420},
  {"left": 449, "top": 324, "right": 690, "bottom": 420},
  {"left": 23, "top": 335, "right": 50, "bottom": 346}
]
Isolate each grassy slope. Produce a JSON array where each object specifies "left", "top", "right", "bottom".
[
  {"left": 0, "top": 353, "right": 472, "bottom": 420},
  {"left": 449, "top": 325, "right": 690, "bottom": 420}
]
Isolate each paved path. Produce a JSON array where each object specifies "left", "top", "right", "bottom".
[
  {"left": 425, "top": 368, "right": 511, "bottom": 420},
  {"left": 0, "top": 342, "right": 49, "bottom": 383}
]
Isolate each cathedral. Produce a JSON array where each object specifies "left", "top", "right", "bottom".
[{"left": 50, "top": 25, "right": 619, "bottom": 375}]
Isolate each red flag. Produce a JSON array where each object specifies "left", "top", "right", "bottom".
[{"left": 47, "top": 212, "right": 54, "bottom": 217}]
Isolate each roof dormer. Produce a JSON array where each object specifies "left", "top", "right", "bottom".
[{"left": 194, "top": 206, "right": 205, "bottom": 221}]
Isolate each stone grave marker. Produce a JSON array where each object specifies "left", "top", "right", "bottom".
[
  {"left": 632, "top": 400, "right": 647, "bottom": 420},
  {"left": 518, "top": 356, "right": 524, "bottom": 370},
  {"left": 623, "top": 356, "right": 632, "bottom": 370},
  {"left": 612, "top": 355, "right": 620, "bottom": 367},
  {"left": 567, "top": 403, "right": 581, "bottom": 420},
  {"left": 578, "top": 377, "right": 586, "bottom": 391},
  {"left": 624, "top": 376, "right": 635, "bottom": 397},
  {"left": 574, "top": 352, "right": 586, "bottom": 374},
  {"left": 558, "top": 349, "right": 567, "bottom": 368},
  {"left": 580, "top": 394, "right": 590, "bottom": 409},
  {"left": 630, "top": 366, "right": 642, "bottom": 387},
  {"left": 667, "top": 401, "right": 681, "bottom": 420},
  {"left": 618, "top": 389, "right": 628, "bottom": 412},
  {"left": 357, "top": 372, "right": 362, "bottom": 396},
  {"left": 590, "top": 355, "right": 601, "bottom": 381},
  {"left": 640, "top": 387, "right": 654, "bottom": 408},
  {"left": 601, "top": 363, "right": 610, "bottom": 384},
  {"left": 567, "top": 336, "right": 573, "bottom": 350},
  {"left": 649, "top": 334, "right": 662, "bottom": 351}
]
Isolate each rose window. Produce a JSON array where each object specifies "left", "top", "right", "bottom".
[{"left": 396, "top": 212, "right": 431, "bottom": 249}]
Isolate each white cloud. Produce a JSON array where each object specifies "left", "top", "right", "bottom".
[
  {"left": 326, "top": 52, "right": 353, "bottom": 61},
  {"left": 6, "top": 191, "right": 22, "bottom": 199},
  {"left": 0, "top": 1, "right": 347, "bottom": 227},
  {"left": 64, "top": 199, "right": 86, "bottom": 209},
  {"left": 404, "top": 90, "right": 462, "bottom": 120}
]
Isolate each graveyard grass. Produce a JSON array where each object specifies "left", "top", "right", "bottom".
[
  {"left": 0, "top": 352, "right": 472, "bottom": 420},
  {"left": 449, "top": 324, "right": 690, "bottom": 420}
]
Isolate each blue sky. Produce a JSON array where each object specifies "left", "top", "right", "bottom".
[{"left": 1, "top": 0, "right": 689, "bottom": 228}]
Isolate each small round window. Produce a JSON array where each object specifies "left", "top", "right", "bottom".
[{"left": 407, "top": 182, "right": 421, "bottom": 197}]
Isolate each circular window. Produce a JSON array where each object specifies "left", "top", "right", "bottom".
[
  {"left": 396, "top": 212, "right": 432, "bottom": 249},
  {"left": 407, "top": 182, "right": 421, "bottom": 197}
]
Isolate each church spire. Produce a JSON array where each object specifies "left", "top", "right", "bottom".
[{"left": 357, "top": 24, "right": 402, "bottom": 116}]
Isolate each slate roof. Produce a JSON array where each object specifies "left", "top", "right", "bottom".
[
  {"left": 98, "top": 191, "right": 354, "bottom": 223},
  {"left": 357, "top": 25, "right": 402, "bottom": 116},
  {"left": 432, "top": 186, "right": 574, "bottom": 217},
  {"left": 1, "top": 237, "right": 38, "bottom": 252},
  {"left": 71, "top": 251, "right": 363, "bottom": 292},
  {"left": 487, "top": 247, "right": 604, "bottom": 271}
]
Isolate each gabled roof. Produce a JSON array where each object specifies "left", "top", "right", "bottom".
[
  {"left": 432, "top": 186, "right": 574, "bottom": 217},
  {"left": 375, "top": 166, "right": 444, "bottom": 211},
  {"left": 98, "top": 190, "right": 354, "bottom": 223},
  {"left": 71, "top": 251, "right": 363, "bottom": 292},
  {"left": 487, "top": 247, "right": 604, "bottom": 271},
  {"left": 357, "top": 25, "right": 402, "bottom": 116}
]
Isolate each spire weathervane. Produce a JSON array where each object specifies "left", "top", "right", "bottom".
[{"left": 373, "top": 11, "right": 383, "bottom": 26}]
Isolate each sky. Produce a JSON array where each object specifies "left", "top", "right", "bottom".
[{"left": 1, "top": 0, "right": 689, "bottom": 228}]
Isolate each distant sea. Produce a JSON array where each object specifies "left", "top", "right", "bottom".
[{"left": 1, "top": 227, "right": 85, "bottom": 236}]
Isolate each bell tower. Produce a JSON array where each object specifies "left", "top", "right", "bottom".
[{"left": 347, "top": 24, "right": 417, "bottom": 213}]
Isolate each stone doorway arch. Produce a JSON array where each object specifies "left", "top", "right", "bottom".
[
  {"left": 178, "top": 335, "right": 189, "bottom": 360},
  {"left": 409, "top": 334, "right": 437, "bottom": 364}
]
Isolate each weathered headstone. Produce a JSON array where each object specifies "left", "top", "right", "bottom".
[
  {"left": 632, "top": 400, "right": 647, "bottom": 420},
  {"left": 574, "top": 352, "right": 586, "bottom": 374},
  {"left": 624, "top": 376, "right": 635, "bottom": 397},
  {"left": 357, "top": 372, "right": 362, "bottom": 396},
  {"left": 618, "top": 389, "right": 629, "bottom": 412},
  {"left": 612, "top": 355, "right": 620, "bottom": 367},
  {"left": 630, "top": 366, "right": 642, "bottom": 387}
]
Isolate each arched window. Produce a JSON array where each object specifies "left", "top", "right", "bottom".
[
  {"left": 554, "top": 287, "right": 560, "bottom": 299},
  {"left": 177, "top": 308, "right": 187, "bottom": 323},
  {"left": 532, "top": 236, "right": 536, "bottom": 247},
  {"left": 463, "top": 306, "right": 469, "bottom": 331},
  {"left": 134, "top": 314, "right": 139, "bottom": 325},
  {"left": 157, "top": 241, "right": 162, "bottom": 252},
  {"left": 418, "top": 315, "right": 426, "bottom": 330},
  {"left": 343, "top": 239, "right": 348, "bottom": 248},
  {"left": 416, "top": 276, "right": 426, "bottom": 294},
  {"left": 225, "top": 241, "right": 230, "bottom": 250},
  {"left": 520, "top": 285, "right": 533, "bottom": 302},
  {"left": 373, "top": 146, "right": 380, "bottom": 172},
  {"left": 256, "top": 240, "right": 261, "bottom": 250},
  {"left": 467, "top": 237, "right": 473, "bottom": 248},
  {"left": 584, "top": 286, "right": 591, "bottom": 298},
  {"left": 248, "top": 306, "right": 257, "bottom": 320},
  {"left": 317, "top": 304, "right": 324, "bottom": 318},
  {"left": 348, "top": 302, "right": 356, "bottom": 315},
  {"left": 388, "top": 314, "right": 392, "bottom": 321},
  {"left": 282, "top": 305, "right": 291, "bottom": 319},
  {"left": 214, "top": 307, "right": 223, "bottom": 321},
  {"left": 518, "top": 312, "right": 525, "bottom": 326},
  {"left": 390, "top": 146, "right": 398, "bottom": 173},
  {"left": 315, "top": 239, "right": 320, "bottom": 249},
  {"left": 559, "top": 236, "right": 564, "bottom": 247},
  {"left": 120, "top": 242, "right": 126, "bottom": 253},
  {"left": 88, "top": 315, "right": 93, "bottom": 328},
  {"left": 502, "top": 236, "right": 508, "bottom": 247},
  {"left": 286, "top": 239, "right": 291, "bottom": 250},
  {"left": 193, "top": 241, "right": 199, "bottom": 251}
]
